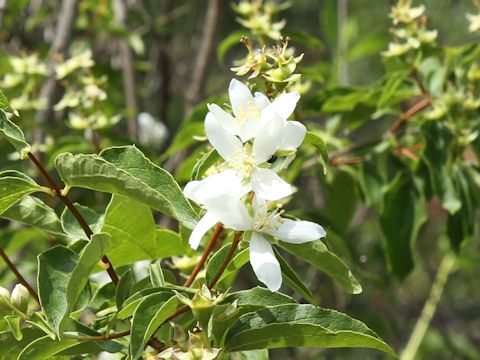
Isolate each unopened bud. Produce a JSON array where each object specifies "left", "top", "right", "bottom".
[
  {"left": 0, "top": 286, "right": 10, "bottom": 304},
  {"left": 11, "top": 284, "right": 29, "bottom": 313}
]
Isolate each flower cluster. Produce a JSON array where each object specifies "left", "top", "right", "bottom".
[
  {"left": 184, "top": 79, "right": 326, "bottom": 291},
  {"left": 382, "top": 0, "right": 437, "bottom": 58}
]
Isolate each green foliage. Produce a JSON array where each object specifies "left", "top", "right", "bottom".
[
  {"left": 279, "top": 240, "right": 362, "bottom": 294},
  {"left": 37, "top": 234, "right": 110, "bottom": 336},
  {"left": 0, "top": 1, "right": 478, "bottom": 359},
  {"left": 0, "top": 171, "right": 43, "bottom": 215},
  {"left": 55, "top": 146, "right": 199, "bottom": 228},
  {"left": 224, "top": 304, "right": 395, "bottom": 355}
]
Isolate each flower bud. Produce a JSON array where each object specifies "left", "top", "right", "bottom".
[
  {"left": 11, "top": 284, "right": 29, "bottom": 313},
  {"left": 0, "top": 286, "right": 10, "bottom": 306}
]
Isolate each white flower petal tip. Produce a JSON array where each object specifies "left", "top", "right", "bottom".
[
  {"left": 251, "top": 168, "right": 293, "bottom": 201},
  {"left": 229, "top": 79, "right": 254, "bottom": 117},
  {"left": 267, "top": 91, "right": 301, "bottom": 120},
  {"left": 189, "top": 212, "right": 218, "bottom": 250},
  {"left": 204, "top": 112, "right": 243, "bottom": 160},
  {"left": 249, "top": 233, "right": 282, "bottom": 292},
  {"left": 184, "top": 170, "right": 243, "bottom": 205},
  {"left": 280, "top": 121, "right": 307, "bottom": 151},
  {"left": 269, "top": 219, "right": 327, "bottom": 244}
]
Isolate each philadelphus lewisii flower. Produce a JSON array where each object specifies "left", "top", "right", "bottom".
[{"left": 184, "top": 79, "right": 326, "bottom": 291}]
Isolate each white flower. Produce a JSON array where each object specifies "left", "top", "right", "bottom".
[
  {"left": 202, "top": 195, "right": 326, "bottom": 291},
  {"left": 203, "top": 107, "right": 304, "bottom": 200},
  {"left": 184, "top": 170, "right": 248, "bottom": 250},
  {"left": 208, "top": 79, "right": 303, "bottom": 143},
  {"left": 467, "top": 13, "right": 480, "bottom": 33}
]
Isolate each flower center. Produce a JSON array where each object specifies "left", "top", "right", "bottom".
[
  {"left": 236, "top": 100, "right": 260, "bottom": 125},
  {"left": 253, "top": 206, "right": 285, "bottom": 232},
  {"left": 227, "top": 147, "right": 255, "bottom": 178}
]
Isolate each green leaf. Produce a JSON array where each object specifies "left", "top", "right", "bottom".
[
  {"left": 380, "top": 173, "right": 426, "bottom": 279},
  {"left": 285, "top": 30, "right": 324, "bottom": 49},
  {"left": 217, "top": 30, "right": 249, "bottom": 65},
  {"left": 279, "top": 240, "right": 362, "bottom": 294},
  {"left": 304, "top": 131, "right": 329, "bottom": 175},
  {"left": 191, "top": 148, "right": 220, "bottom": 180},
  {"left": 155, "top": 228, "right": 188, "bottom": 259},
  {"left": 222, "top": 287, "right": 296, "bottom": 308},
  {"left": 1, "top": 196, "right": 64, "bottom": 236},
  {"left": 55, "top": 146, "right": 199, "bottom": 228},
  {"left": 206, "top": 243, "right": 249, "bottom": 288},
  {"left": 149, "top": 262, "right": 165, "bottom": 287},
  {"left": 273, "top": 248, "right": 317, "bottom": 304},
  {"left": 0, "top": 328, "right": 45, "bottom": 360},
  {"left": 0, "top": 171, "right": 42, "bottom": 215},
  {"left": 422, "top": 122, "right": 461, "bottom": 214},
  {"left": 130, "top": 294, "right": 180, "bottom": 359},
  {"left": 61, "top": 203, "right": 103, "bottom": 240},
  {"left": 101, "top": 195, "right": 157, "bottom": 266},
  {"left": 115, "top": 269, "right": 134, "bottom": 310},
  {"left": 0, "top": 108, "right": 30, "bottom": 157},
  {"left": 117, "top": 290, "right": 175, "bottom": 320},
  {"left": 0, "top": 90, "right": 18, "bottom": 115},
  {"left": 17, "top": 335, "right": 106, "bottom": 360},
  {"left": 37, "top": 233, "right": 111, "bottom": 336},
  {"left": 224, "top": 304, "right": 395, "bottom": 356},
  {"left": 5, "top": 315, "right": 22, "bottom": 341}
]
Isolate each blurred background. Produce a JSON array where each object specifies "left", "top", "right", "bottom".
[{"left": 0, "top": 0, "right": 479, "bottom": 359}]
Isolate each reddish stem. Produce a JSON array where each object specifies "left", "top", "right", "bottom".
[
  {"left": 208, "top": 231, "right": 242, "bottom": 289},
  {"left": 0, "top": 248, "right": 40, "bottom": 303},
  {"left": 27, "top": 152, "right": 119, "bottom": 285},
  {"left": 183, "top": 223, "right": 223, "bottom": 287}
]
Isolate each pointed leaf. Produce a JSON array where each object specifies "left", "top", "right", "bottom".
[
  {"left": 1, "top": 196, "right": 64, "bottom": 236},
  {"left": 54, "top": 146, "right": 198, "bottom": 228},
  {"left": 0, "top": 108, "right": 30, "bottom": 157},
  {"left": 130, "top": 294, "right": 180, "bottom": 359},
  {"left": 380, "top": 173, "right": 426, "bottom": 279},
  {"left": 37, "top": 233, "right": 111, "bottom": 335},
  {"left": 206, "top": 243, "right": 249, "bottom": 287},
  {"left": 115, "top": 269, "right": 134, "bottom": 310},
  {"left": 0, "top": 171, "right": 42, "bottom": 215},
  {"left": 274, "top": 248, "right": 317, "bottom": 304},
  {"left": 224, "top": 304, "right": 395, "bottom": 356},
  {"left": 61, "top": 204, "right": 103, "bottom": 240},
  {"left": 279, "top": 240, "right": 362, "bottom": 294},
  {"left": 101, "top": 195, "right": 157, "bottom": 266}
]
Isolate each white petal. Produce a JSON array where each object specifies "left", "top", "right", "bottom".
[
  {"left": 265, "top": 92, "right": 300, "bottom": 119},
  {"left": 184, "top": 170, "right": 242, "bottom": 205},
  {"left": 252, "top": 111, "right": 284, "bottom": 164},
  {"left": 205, "top": 112, "right": 243, "bottom": 161},
  {"left": 254, "top": 92, "right": 270, "bottom": 110},
  {"left": 229, "top": 79, "right": 253, "bottom": 118},
  {"left": 249, "top": 232, "right": 282, "bottom": 291},
  {"left": 188, "top": 212, "right": 218, "bottom": 250},
  {"left": 207, "top": 104, "right": 239, "bottom": 136},
  {"left": 237, "top": 118, "right": 261, "bottom": 143},
  {"left": 251, "top": 168, "right": 293, "bottom": 201},
  {"left": 280, "top": 121, "right": 307, "bottom": 151},
  {"left": 267, "top": 218, "right": 326, "bottom": 244},
  {"left": 204, "top": 194, "right": 253, "bottom": 231}
]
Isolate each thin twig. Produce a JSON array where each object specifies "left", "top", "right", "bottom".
[
  {"left": 183, "top": 223, "right": 223, "bottom": 287},
  {"left": 113, "top": 0, "right": 139, "bottom": 140},
  {"left": 388, "top": 96, "right": 431, "bottom": 134},
  {"left": 27, "top": 152, "right": 119, "bottom": 285},
  {"left": 400, "top": 254, "right": 456, "bottom": 360},
  {"left": 35, "top": 0, "right": 79, "bottom": 144},
  {"left": 186, "top": 0, "right": 222, "bottom": 111},
  {"left": 0, "top": 248, "right": 39, "bottom": 303},
  {"left": 208, "top": 231, "right": 243, "bottom": 289},
  {"left": 67, "top": 330, "right": 130, "bottom": 341}
]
